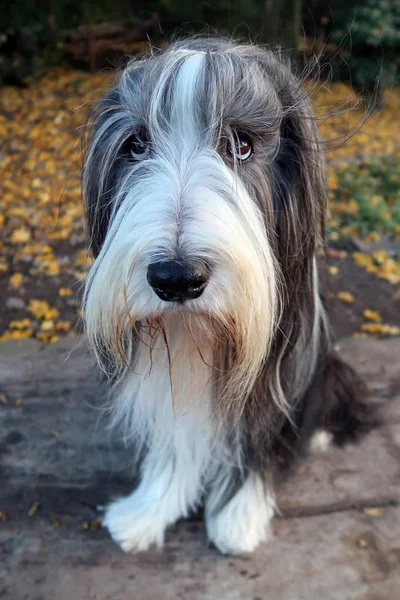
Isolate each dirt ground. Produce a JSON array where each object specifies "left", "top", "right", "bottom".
[{"left": 320, "top": 243, "right": 400, "bottom": 338}]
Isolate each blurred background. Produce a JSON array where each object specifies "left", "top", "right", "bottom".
[{"left": 0, "top": 0, "right": 399, "bottom": 344}]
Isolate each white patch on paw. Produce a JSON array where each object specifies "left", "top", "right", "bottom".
[
  {"left": 206, "top": 472, "right": 275, "bottom": 555},
  {"left": 102, "top": 495, "right": 166, "bottom": 552},
  {"left": 310, "top": 429, "right": 333, "bottom": 453},
  {"left": 101, "top": 449, "right": 205, "bottom": 552}
]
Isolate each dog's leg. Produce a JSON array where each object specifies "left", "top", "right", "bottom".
[
  {"left": 205, "top": 470, "right": 275, "bottom": 555},
  {"left": 102, "top": 448, "right": 203, "bottom": 552}
]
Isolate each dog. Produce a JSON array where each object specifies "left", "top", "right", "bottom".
[{"left": 82, "top": 37, "right": 368, "bottom": 555}]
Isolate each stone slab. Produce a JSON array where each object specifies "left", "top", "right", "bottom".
[{"left": 0, "top": 336, "right": 399, "bottom": 599}]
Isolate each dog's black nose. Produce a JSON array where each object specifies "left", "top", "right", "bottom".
[{"left": 147, "top": 260, "right": 210, "bottom": 303}]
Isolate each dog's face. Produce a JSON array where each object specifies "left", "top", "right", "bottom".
[{"left": 83, "top": 39, "right": 326, "bottom": 407}]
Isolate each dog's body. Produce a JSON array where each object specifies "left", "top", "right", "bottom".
[{"left": 82, "top": 37, "right": 367, "bottom": 554}]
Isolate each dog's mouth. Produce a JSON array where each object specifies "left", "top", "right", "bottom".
[
  {"left": 128, "top": 311, "right": 227, "bottom": 350},
  {"left": 122, "top": 312, "right": 224, "bottom": 375},
  {"left": 153, "top": 299, "right": 207, "bottom": 315}
]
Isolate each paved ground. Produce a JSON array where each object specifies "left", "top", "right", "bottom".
[{"left": 0, "top": 336, "right": 399, "bottom": 600}]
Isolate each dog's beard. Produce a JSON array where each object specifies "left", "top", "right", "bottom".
[{"left": 83, "top": 150, "right": 280, "bottom": 420}]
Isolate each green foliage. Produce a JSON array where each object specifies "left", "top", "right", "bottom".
[
  {"left": 330, "top": 0, "right": 400, "bottom": 99},
  {"left": 330, "top": 155, "right": 400, "bottom": 236},
  {"left": 345, "top": 1, "right": 400, "bottom": 48}
]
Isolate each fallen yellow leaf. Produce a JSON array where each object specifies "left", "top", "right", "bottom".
[
  {"left": 9, "top": 319, "right": 31, "bottom": 330},
  {"left": 41, "top": 320, "right": 55, "bottom": 331},
  {"left": 27, "top": 299, "right": 60, "bottom": 321},
  {"left": 0, "top": 329, "right": 33, "bottom": 341},
  {"left": 56, "top": 321, "right": 71, "bottom": 331},
  {"left": 337, "top": 291, "right": 355, "bottom": 304},
  {"left": 10, "top": 227, "right": 31, "bottom": 244},
  {"left": 363, "top": 507, "right": 382, "bottom": 517},
  {"left": 8, "top": 272, "right": 23, "bottom": 290},
  {"left": 361, "top": 322, "right": 400, "bottom": 336},
  {"left": 363, "top": 309, "right": 382, "bottom": 322},
  {"left": 59, "top": 287, "right": 72, "bottom": 297}
]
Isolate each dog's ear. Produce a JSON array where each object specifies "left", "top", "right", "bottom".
[
  {"left": 82, "top": 82, "right": 140, "bottom": 258},
  {"left": 82, "top": 88, "right": 121, "bottom": 258},
  {"left": 271, "top": 74, "right": 326, "bottom": 274},
  {"left": 268, "top": 65, "right": 327, "bottom": 346}
]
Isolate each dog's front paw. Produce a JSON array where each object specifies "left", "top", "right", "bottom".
[
  {"left": 207, "top": 509, "right": 272, "bottom": 555},
  {"left": 206, "top": 473, "right": 275, "bottom": 555},
  {"left": 102, "top": 495, "right": 166, "bottom": 552}
]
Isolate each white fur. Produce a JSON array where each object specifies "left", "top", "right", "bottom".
[
  {"left": 310, "top": 429, "right": 333, "bottom": 453},
  {"left": 206, "top": 472, "right": 276, "bottom": 554},
  {"left": 102, "top": 317, "right": 216, "bottom": 551},
  {"left": 102, "top": 452, "right": 204, "bottom": 551}
]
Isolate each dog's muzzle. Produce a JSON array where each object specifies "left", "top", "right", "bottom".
[{"left": 147, "top": 260, "right": 210, "bottom": 303}]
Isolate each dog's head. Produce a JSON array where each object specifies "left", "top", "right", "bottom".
[{"left": 82, "top": 38, "right": 326, "bottom": 408}]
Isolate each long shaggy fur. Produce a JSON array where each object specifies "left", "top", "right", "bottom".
[{"left": 82, "top": 37, "right": 369, "bottom": 555}]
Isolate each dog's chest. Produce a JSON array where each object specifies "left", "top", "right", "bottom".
[{"left": 121, "top": 317, "right": 217, "bottom": 467}]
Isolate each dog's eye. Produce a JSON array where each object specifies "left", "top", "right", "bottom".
[
  {"left": 129, "top": 134, "right": 149, "bottom": 159},
  {"left": 228, "top": 135, "right": 253, "bottom": 161}
]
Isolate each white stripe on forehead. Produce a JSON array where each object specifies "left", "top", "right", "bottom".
[
  {"left": 170, "top": 49, "right": 206, "bottom": 55},
  {"left": 148, "top": 50, "right": 205, "bottom": 143},
  {"left": 170, "top": 52, "right": 205, "bottom": 139}
]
